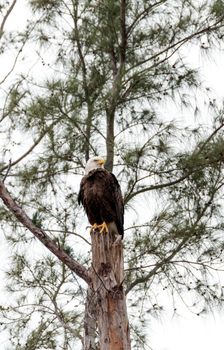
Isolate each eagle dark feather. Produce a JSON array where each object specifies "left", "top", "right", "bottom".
[{"left": 78, "top": 168, "right": 124, "bottom": 238}]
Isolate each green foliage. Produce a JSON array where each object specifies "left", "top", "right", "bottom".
[
  {"left": 1, "top": 251, "right": 84, "bottom": 349},
  {"left": 211, "top": 0, "right": 224, "bottom": 17},
  {"left": 22, "top": 323, "right": 57, "bottom": 350},
  {"left": 28, "top": 0, "right": 61, "bottom": 12},
  {"left": 1, "top": 0, "right": 224, "bottom": 348}
]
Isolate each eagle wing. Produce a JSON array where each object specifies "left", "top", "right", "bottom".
[
  {"left": 78, "top": 177, "right": 85, "bottom": 206},
  {"left": 109, "top": 172, "right": 124, "bottom": 238}
]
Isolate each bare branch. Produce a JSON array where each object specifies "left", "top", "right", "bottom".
[
  {"left": 126, "top": 15, "right": 224, "bottom": 74},
  {"left": 125, "top": 236, "right": 189, "bottom": 294},
  {"left": 127, "top": 0, "right": 167, "bottom": 37},
  {"left": 171, "top": 260, "right": 224, "bottom": 272},
  {"left": 0, "top": 121, "right": 58, "bottom": 173},
  {"left": 0, "top": 41, "right": 26, "bottom": 85},
  {"left": 124, "top": 172, "right": 189, "bottom": 204},
  {"left": 46, "top": 229, "right": 91, "bottom": 246},
  {"left": 125, "top": 189, "right": 219, "bottom": 294},
  {"left": 0, "top": 0, "right": 17, "bottom": 39},
  {"left": 0, "top": 181, "right": 91, "bottom": 285},
  {"left": 2, "top": 159, "right": 11, "bottom": 182},
  {"left": 195, "top": 121, "right": 224, "bottom": 154},
  {"left": 0, "top": 10, "right": 44, "bottom": 85},
  {"left": 124, "top": 122, "right": 224, "bottom": 203}
]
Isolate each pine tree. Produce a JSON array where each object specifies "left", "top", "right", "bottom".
[{"left": 1, "top": 0, "right": 224, "bottom": 349}]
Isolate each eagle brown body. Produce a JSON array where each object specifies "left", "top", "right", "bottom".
[{"left": 78, "top": 167, "right": 124, "bottom": 238}]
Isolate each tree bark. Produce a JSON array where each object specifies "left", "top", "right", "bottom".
[
  {"left": 91, "top": 223, "right": 131, "bottom": 350},
  {"left": 83, "top": 286, "right": 98, "bottom": 350},
  {"left": 105, "top": 109, "right": 115, "bottom": 172}
]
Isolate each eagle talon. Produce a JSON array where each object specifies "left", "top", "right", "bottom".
[
  {"left": 90, "top": 222, "right": 109, "bottom": 234},
  {"left": 98, "top": 221, "right": 109, "bottom": 234},
  {"left": 90, "top": 223, "right": 98, "bottom": 234}
]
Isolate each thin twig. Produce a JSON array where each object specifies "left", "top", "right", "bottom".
[
  {"left": 0, "top": 0, "right": 17, "bottom": 39},
  {"left": 0, "top": 121, "right": 58, "bottom": 173},
  {"left": 45, "top": 229, "right": 91, "bottom": 246},
  {"left": 2, "top": 159, "right": 11, "bottom": 182}
]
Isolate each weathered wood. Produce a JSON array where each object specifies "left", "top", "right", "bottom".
[
  {"left": 91, "top": 223, "right": 131, "bottom": 350},
  {"left": 83, "top": 286, "right": 98, "bottom": 350}
]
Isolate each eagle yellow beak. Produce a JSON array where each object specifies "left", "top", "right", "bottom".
[{"left": 97, "top": 159, "right": 105, "bottom": 166}]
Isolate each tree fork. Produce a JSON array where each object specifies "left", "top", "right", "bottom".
[{"left": 91, "top": 223, "right": 131, "bottom": 350}]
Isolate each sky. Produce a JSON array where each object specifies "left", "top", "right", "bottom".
[
  {"left": 150, "top": 43, "right": 224, "bottom": 350},
  {"left": 151, "top": 311, "right": 224, "bottom": 350},
  {"left": 1, "top": 1, "right": 224, "bottom": 349}
]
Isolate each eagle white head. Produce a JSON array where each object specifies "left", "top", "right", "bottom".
[{"left": 85, "top": 156, "right": 105, "bottom": 175}]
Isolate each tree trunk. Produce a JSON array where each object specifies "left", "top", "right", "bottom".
[
  {"left": 91, "top": 223, "right": 131, "bottom": 350},
  {"left": 105, "top": 109, "right": 115, "bottom": 172},
  {"left": 83, "top": 286, "right": 98, "bottom": 350}
]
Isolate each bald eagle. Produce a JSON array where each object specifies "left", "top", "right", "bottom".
[{"left": 78, "top": 157, "right": 124, "bottom": 238}]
